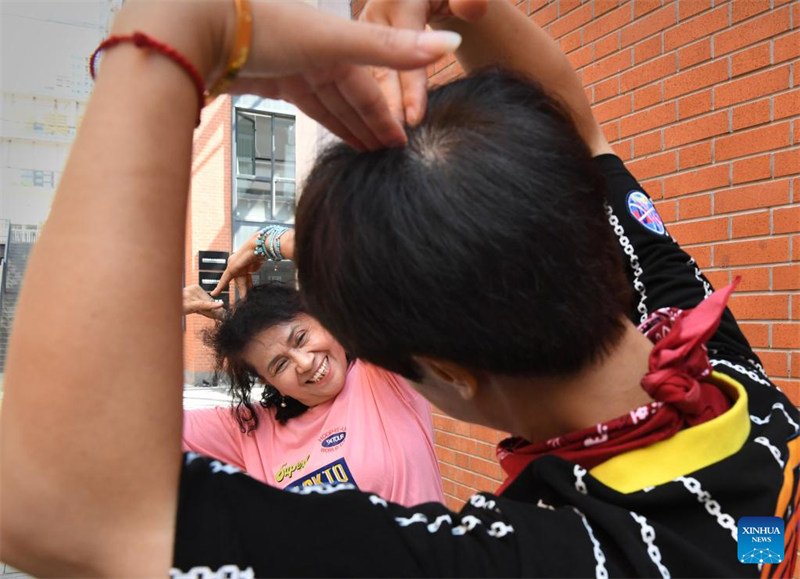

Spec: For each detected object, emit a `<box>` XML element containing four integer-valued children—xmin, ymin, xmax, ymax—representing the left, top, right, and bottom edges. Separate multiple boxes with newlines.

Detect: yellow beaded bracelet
<box><xmin>205</xmin><ymin>0</ymin><xmax>253</xmax><ymax>103</ymax></box>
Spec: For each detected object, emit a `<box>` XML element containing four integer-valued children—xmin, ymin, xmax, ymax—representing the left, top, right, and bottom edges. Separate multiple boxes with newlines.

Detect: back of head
<box><xmin>296</xmin><ymin>69</ymin><xmax>630</xmax><ymax>381</ymax></box>
<box><xmin>207</xmin><ymin>282</ymin><xmax>308</xmax><ymax>430</ymax></box>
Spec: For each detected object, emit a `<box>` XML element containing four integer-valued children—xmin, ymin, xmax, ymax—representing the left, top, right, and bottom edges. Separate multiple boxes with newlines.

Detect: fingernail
<box><xmin>417</xmin><ymin>30</ymin><xmax>462</xmax><ymax>55</ymax></box>
<box><xmin>405</xmin><ymin>106</ymin><xmax>421</xmax><ymax>125</ymax></box>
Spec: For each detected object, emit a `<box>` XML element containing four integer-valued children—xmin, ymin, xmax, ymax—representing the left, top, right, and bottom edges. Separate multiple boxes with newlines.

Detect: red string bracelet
<box><xmin>89</xmin><ymin>32</ymin><xmax>204</xmax><ymax>127</ymax></box>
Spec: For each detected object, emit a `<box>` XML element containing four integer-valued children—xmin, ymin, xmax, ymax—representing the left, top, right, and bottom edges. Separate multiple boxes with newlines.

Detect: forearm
<box><xmin>435</xmin><ymin>1</ymin><xmax>609</xmax><ymax>154</ymax></box>
<box><xmin>0</xmin><ymin>7</ymin><xmax>216</xmax><ymax>573</ymax></box>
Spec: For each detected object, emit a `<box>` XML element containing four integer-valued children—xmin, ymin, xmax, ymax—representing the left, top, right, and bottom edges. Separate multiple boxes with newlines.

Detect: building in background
<box><xmin>183</xmin><ymin>0</ymin><xmax>348</xmax><ymax>385</ymax></box>
<box><xmin>0</xmin><ymin>0</ymin><xmax>122</xmax><ymax>374</ymax></box>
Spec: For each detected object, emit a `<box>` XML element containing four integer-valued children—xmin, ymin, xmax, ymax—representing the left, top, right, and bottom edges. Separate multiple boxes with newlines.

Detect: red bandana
<box><xmin>496</xmin><ymin>281</ymin><xmax>738</xmax><ymax>494</ymax></box>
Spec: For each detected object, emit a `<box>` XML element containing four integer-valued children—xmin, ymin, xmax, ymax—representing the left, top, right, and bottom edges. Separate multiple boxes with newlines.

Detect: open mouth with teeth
<box><xmin>307</xmin><ymin>356</ymin><xmax>329</xmax><ymax>384</ymax></box>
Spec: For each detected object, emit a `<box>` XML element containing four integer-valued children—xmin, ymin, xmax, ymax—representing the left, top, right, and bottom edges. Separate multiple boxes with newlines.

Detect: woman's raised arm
<box><xmin>0</xmin><ymin>2</ymin><xmax>459</xmax><ymax>575</ymax></box>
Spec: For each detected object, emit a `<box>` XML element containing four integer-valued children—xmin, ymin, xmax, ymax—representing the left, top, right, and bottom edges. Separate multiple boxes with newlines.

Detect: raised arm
<box><xmin>0</xmin><ymin>1</ymin><xmax>459</xmax><ymax>573</ymax></box>
<box><xmin>211</xmin><ymin>227</ymin><xmax>295</xmax><ymax>299</ymax></box>
<box><xmin>362</xmin><ymin>0</ymin><xmax>611</xmax><ymax>156</ymax></box>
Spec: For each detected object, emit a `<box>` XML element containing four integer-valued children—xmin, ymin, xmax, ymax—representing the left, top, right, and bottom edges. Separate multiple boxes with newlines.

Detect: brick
<box><xmin>594</xmin><ymin>95</ymin><xmax>631</xmax><ymax>125</ymax></box>
<box><xmin>732</xmin><ymin>155</ymin><xmax>771</xmax><ymax>185</ymax></box>
<box><xmin>621</xmin><ymin>5</ymin><xmax>676</xmax><ymax>49</ymax></box>
<box><xmin>739</xmin><ymin>322</ymin><xmax>770</xmax><ymax>347</ymax></box>
<box><xmin>594</xmin><ymin>77</ymin><xmax>620</xmax><ymax>102</ymax></box>
<box><xmin>688</xmin><ymin>244</ymin><xmax>711</xmax><ymax>268</ymax></box>
<box><xmin>774</xmin><ymin>90</ymin><xmax>800</xmax><ymax>121</ymax></box>
<box><xmin>716</xmin><ymin>122</ymin><xmax>792</xmax><ymax>162</ymax></box>
<box><xmin>731</xmin><ymin>211</ymin><xmax>770</xmax><ymax>237</ymax></box>
<box><xmin>714</xmin><ymin>66</ymin><xmax>791</xmax><ymax>108</ymax></box>
<box><xmin>704</xmin><ymin>269</ymin><xmax>730</xmax><ymax>289</ymax></box>
<box><xmin>640</xmin><ymin>177</ymin><xmax>664</xmax><ymax>200</ymax></box>
<box><xmin>773</xmin><ymin>380</ymin><xmax>800</xmax><ymax>406</ymax></box>
<box><xmin>634</xmin><ymin>84</ymin><xmax>662</xmax><ymax>111</ymax></box>
<box><xmin>773</xmin><ymin>324</ymin><xmax>800</xmax><ymax>349</ymax></box>
<box><xmin>679</xmin><ymin>194</ymin><xmax>712</xmax><ymax>219</ymax></box>
<box><xmin>595</xmin><ymin>32</ymin><xmax>621</xmax><ymax>60</ymax></box>
<box><xmin>567</xmin><ymin>44</ymin><xmax>593</xmax><ymax>71</ymax></box>
<box><xmin>716</xmin><ymin>180</ymin><xmax>792</xmax><ymax>214</ymax></box>
<box><xmin>678</xmin><ymin>0</ymin><xmax>712</xmax><ymax>21</ymax></box>
<box><xmin>634</xmin><ymin>130</ymin><xmax>662</xmax><ymax>155</ymax></box>
<box><xmin>773</xmin><ymin>206</ymin><xmax>800</xmax><ymax>234</ymax></box>
<box><xmin>678</xmin><ymin>38</ymin><xmax>712</xmax><ymax>69</ymax></box>
<box><xmin>654</xmin><ymin>199</ymin><xmax>677</xmax><ymax>223</ymax></box>
<box><xmin>633</xmin><ymin>35</ymin><xmax>663</xmax><ymax>65</ymax></box>
<box><xmin>615</xmin><ymin>139</ymin><xmax>634</xmax><ymax>161</ymax></box>
<box><xmin>731</xmin><ymin>99</ymin><xmax>771</xmax><ymax>132</ymax></box>
<box><xmin>714</xmin><ymin>238</ymin><xmax>790</xmax><ymax>267</ymax></box>
<box><xmin>728</xmin><ymin>294</ymin><xmax>789</xmax><ymax>319</ymax></box>
<box><xmin>468</xmin><ymin>424</ymin><xmax>505</xmax><ymax>443</ymax></box>
<box><xmin>550</xmin><ymin>3</ymin><xmax>593</xmax><ymax>39</ymax></box>
<box><xmin>665</xmin><ymin>5</ymin><xmax>729</xmax><ymax>51</ymax></box>
<box><xmin>627</xmin><ymin>151</ymin><xmax>677</xmax><ymax>179</ymax></box>
<box><xmin>532</xmin><ymin>1</ymin><xmax>558</xmax><ymax>27</ymax></box>
<box><xmin>774</xmin><ymin>150</ymin><xmax>800</xmax><ymax>178</ymax></box>
<box><xmin>669</xmin><ymin>216</ymin><xmax>729</xmax><ymax>244</ymax></box>
<box><xmin>469</xmin><ymin>456</ymin><xmax>504</xmax><ymax>479</ymax></box>
<box><xmin>755</xmin><ymin>350</ymin><xmax>789</xmax><ymax>378</ymax></box>
<box><xmin>620</xmin><ymin>54</ymin><xmax>677</xmax><ymax>92</ymax></box>
<box><xmin>731</xmin><ymin>42</ymin><xmax>772</xmax><ymax>78</ymax></box>
<box><xmin>792</xmin><ymin>354</ymin><xmax>800</xmax><ymax>379</ymax></box>
<box><xmin>663</xmin><ymin>60</ymin><xmax>729</xmax><ymax>100</ymax></box>
<box><xmin>714</xmin><ymin>7</ymin><xmax>792</xmax><ymax>56</ymax></box>
<box><xmin>678</xmin><ymin>142</ymin><xmax>712</xmax><ymax>170</ymax></box>
<box><xmin>560</xmin><ymin>30</ymin><xmax>583</xmax><ymax>55</ymax></box>
<box><xmin>584</xmin><ymin>5</ymin><xmax>632</xmax><ymax>44</ymax></box>
<box><xmin>678</xmin><ymin>89</ymin><xmax>712</xmax><ymax>120</ymax></box>
<box><xmin>583</xmin><ymin>49</ymin><xmax>634</xmax><ymax>85</ymax></box>
<box><xmin>794</xmin><ymin>235</ymin><xmax>800</xmax><ymax>262</ymax></box>
<box><xmin>663</xmin><ymin>164</ymin><xmax>729</xmax><ymax>198</ymax></box>
<box><xmin>732</xmin><ymin>0</ymin><xmax>770</xmax><ymax>24</ymax></box>
<box><xmin>602</xmin><ymin>120</ymin><xmax>619</xmax><ymax>143</ymax></box>
<box><xmin>634</xmin><ymin>0</ymin><xmax>662</xmax><ymax>19</ymax></box>
<box><xmin>774</xmin><ymin>31</ymin><xmax>800</xmax><ymax>64</ymax></box>
<box><xmin>774</xmin><ymin>265</ymin><xmax>800</xmax><ymax>290</ymax></box>
<box><xmin>731</xmin><ymin>266</ymin><xmax>770</xmax><ymax>291</ymax></box>
<box><xmin>664</xmin><ymin>111</ymin><xmax>728</xmax><ymax>148</ymax></box>
<box><xmin>620</xmin><ymin>102</ymin><xmax>676</xmax><ymax>138</ymax></box>
<box><xmin>558</xmin><ymin>0</ymin><xmax>580</xmax><ymax>14</ymax></box>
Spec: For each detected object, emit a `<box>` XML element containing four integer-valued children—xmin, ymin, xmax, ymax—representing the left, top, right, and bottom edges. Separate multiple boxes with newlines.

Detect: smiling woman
<box><xmin>182</xmin><ymin>282</ymin><xmax>445</xmax><ymax>506</ymax></box>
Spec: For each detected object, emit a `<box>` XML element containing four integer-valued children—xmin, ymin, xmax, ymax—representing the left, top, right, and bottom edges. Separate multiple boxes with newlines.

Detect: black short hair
<box><xmin>295</xmin><ymin>68</ymin><xmax>631</xmax><ymax>382</ymax></box>
<box><xmin>206</xmin><ymin>282</ymin><xmax>309</xmax><ymax>431</ymax></box>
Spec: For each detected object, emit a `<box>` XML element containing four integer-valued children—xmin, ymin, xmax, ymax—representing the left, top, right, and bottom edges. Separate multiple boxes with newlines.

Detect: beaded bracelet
<box><xmin>205</xmin><ymin>0</ymin><xmax>253</xmax><ymax>103</ymax></box>
<box><xmin>254</xmin><ymin>225</ymin><xmax>290</xmax><ymax>261</ymax></box>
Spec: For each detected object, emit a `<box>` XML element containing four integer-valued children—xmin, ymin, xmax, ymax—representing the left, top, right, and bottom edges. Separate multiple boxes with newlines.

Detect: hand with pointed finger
<box><xmin>358</xmin><ymin>0</ymin><xmax>488</xmax><ymax>127</ymax></box>
<box><xmin>183</xmin><ymin>284</ymin><xmax>226</xmax><ymax>320</ymax></box>
<box><xmin>113</xmin><ymin>0</ymin><xmax>463</xmax><ymax>151</ymax></box>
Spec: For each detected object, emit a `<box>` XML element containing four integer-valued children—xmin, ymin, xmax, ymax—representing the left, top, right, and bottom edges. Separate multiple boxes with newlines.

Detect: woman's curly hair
<box><xmin>205</xmin><ymin>282</ymin><xmax>310</xmax><ymax>432</ymax></box>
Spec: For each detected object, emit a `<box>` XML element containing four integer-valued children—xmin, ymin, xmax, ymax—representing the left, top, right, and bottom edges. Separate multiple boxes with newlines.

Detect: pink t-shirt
<box><xmin>182</xmin><ymin>360</ymin><xmax>444</xmax><ymax>506</ymax></box>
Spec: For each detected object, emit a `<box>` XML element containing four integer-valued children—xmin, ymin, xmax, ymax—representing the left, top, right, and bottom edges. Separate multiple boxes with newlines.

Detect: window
<box><xmin>233</xmin><ymin>107</ymin><xmax>297</xmax><ymax>285</ymax></box>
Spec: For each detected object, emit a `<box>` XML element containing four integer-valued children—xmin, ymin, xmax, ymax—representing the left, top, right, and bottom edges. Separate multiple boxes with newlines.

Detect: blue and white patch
<box><xmin>627</xmin><ymin>190</ymin><xmax>666</xmax><ymax>235</ymax></box>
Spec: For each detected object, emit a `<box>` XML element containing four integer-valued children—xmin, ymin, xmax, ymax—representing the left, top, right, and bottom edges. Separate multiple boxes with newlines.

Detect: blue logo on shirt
<box><xmin>627</xmin><ymin>190</ymin><xmax>666</xmax><ymax>235</ymax></box>
<box><xmin>284</xmin><ymin>457</ymin><xmax>358</xmax><ymax>491</ymax></box>
<box><xmin>321</xmin><ymin>431</ymin><xmax>346</xmax><ymax>448</ymax></box>
<box><xmin>738</xmin><ymin>516</ymin><xmax>784</xmax><ymax>564</ymax></box>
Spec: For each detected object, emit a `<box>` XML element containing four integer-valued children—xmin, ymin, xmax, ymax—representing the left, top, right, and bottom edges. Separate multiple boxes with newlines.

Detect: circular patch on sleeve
<box><xmin>626</xmin><ymin>190</ymin><xmax>666</xmax><ymax>235</ymax></box>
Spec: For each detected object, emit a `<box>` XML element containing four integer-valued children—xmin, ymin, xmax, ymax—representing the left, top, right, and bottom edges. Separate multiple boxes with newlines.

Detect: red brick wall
<box><xmin>184</xmin><ymin>96</ymin><xmax>233</xmax><ymax>382</ymax></box>
<box><xmin>356</xmin><ymin>0</ymin><xmax>799</xmax><ymax>510</ymax></box>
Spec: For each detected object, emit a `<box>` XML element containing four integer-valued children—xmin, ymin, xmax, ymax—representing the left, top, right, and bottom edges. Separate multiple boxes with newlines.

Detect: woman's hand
<box><xmin>358</xmin><ymin>0</ymin><xmax>487</xmax><ymax>126</ymax></box>
<box><xmin>183</xmin><ymin>284</ymin><xmax>225</xmax><ymax>319</ymax></box>
<box><xmin>114</xmin><ymin>0</ymin><xmax>463</xmax><ymax>150</ymax></box>
<box><xmin>211</xmin><ymin>229</ymin><xmax>295</xmax><ymax>300</ymax></box>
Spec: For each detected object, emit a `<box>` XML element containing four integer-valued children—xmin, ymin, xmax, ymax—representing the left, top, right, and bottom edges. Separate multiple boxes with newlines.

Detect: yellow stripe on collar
<box><xmin>589</xmin><ymin>371</ymin><xmax>749</xmax><ymax>494</ymax></box>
